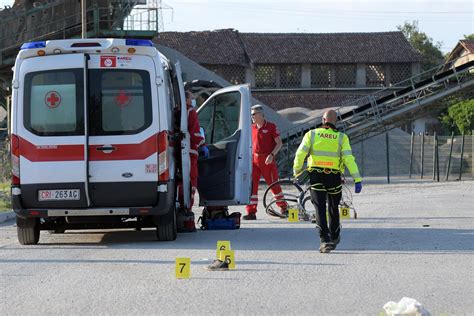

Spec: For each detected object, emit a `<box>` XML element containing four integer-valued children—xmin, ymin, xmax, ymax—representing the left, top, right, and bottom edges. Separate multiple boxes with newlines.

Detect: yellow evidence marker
<box><xmin>288</xmin><ymin>208</ymin><xmax>299</xmax><ymax>222</ymax></box>
<box><xmin>216</xmin><ymin>240</ymin><xmax>231</xmax><ymax>258</ymax></box>
<box><xmin>219</xmin><ymin>250</ymin><xmax>236</xmax><ymax>269</ymax></box>
<box><xmin>340</xmin><ymin>206</ymin><xmax>351</xmax><ymax>220</ymax></box>
<box><xmin>175</xmin><ymin>258</ymin><xmax>191</xmax><ymax>279</ymax></box>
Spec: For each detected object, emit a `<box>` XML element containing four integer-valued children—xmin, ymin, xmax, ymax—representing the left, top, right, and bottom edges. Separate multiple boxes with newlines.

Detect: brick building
<box><xmin>156</xmin><ymin>29</ymin><xmax>422</xmax><ymax>111</ymax></box>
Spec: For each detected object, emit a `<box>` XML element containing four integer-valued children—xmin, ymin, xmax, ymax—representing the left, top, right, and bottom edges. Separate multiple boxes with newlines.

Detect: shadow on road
<box><xmin>3</xmin><ymin>225</ymin><xmax>473</xmax><ymax>253</ymax></box>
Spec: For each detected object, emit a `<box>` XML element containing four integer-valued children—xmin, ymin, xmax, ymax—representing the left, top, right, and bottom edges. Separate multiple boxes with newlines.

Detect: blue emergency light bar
<box><xmin>125</xmin><ymin>39</ymin><xmax>153</xmax><ymax>47</ymax></box>
<box><xmin>21</xmin><ymin>41</ymin><xmax>46</xmax><ymax>50</ymax></box>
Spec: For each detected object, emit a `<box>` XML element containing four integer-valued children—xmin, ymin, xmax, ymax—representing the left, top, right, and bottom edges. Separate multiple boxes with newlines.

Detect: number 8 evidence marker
<box><xmin>175</xmin><ymin>258</ymin><xmax>191</xmax><ymax>279</ymax></box>
<box><xmin>216</xmin><ymin>240</ymin><xmax>231</xmax><ymax>258</ymax></box>
<box><xmin>288</xmin><ymin>209</ymin><xmax>299</xmax><ymax>222</ymax></box>
<box><xmin>340</xmin><ymin>206</ymin><xmax>351</xmax><ymax>220</ymax></box>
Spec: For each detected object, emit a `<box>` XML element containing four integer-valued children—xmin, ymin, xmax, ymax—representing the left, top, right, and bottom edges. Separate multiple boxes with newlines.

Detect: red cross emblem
<box><xmin>115</xmin><ymin>89</ymin><xmax>131</xmax><ymax>108</ymax></box>
<box><xmin>45</xmin><ymin>91</ymin><xmax>61</xmax><ymax>108</ymax></box>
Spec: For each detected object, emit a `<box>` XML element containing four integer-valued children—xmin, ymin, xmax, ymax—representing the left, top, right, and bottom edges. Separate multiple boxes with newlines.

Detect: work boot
<box><xmin>327</xmin><ymin>236</ymin><xmax>340</xmax><ymax>251</ymax></box>
<box><xmin>206</xmin><ymin>259</ymin><xmax>229</xmax><ymax>271</ymax></box>
<box><xmin>319</xmin><ymin>242</ymin><xmax>332</xmax><ymax>253</ymax></box>
<box><xmin>319</xmin><ymin>237</ymin><xmax>332</xmax><ymax>253</ymax></box>
<box><xmin>243</xmin><ymin>213</ymin><xmax>256</xmax><ymax>220</ymax></box>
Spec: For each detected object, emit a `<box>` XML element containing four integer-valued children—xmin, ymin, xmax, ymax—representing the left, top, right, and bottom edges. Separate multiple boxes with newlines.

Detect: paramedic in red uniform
<box><xmin>244</xmin><ymin>105</ymin><xmax>288</xmax><ymax>220</ymax></box>
<box><xmin>186</xmin><ymin>91</ymin><xmax>207</xmax><ymax>209</ymax></box>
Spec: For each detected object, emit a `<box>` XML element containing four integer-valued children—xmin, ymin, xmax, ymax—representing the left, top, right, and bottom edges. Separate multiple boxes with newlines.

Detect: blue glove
<box><xmin>355</xmin><ymin>182</ymin><xmax>362</xmax><ymax>193</ymax></box>
<box><xmin>200</xmin><ymin>146</ymin><xmax>210</xmax><ymax>158</ymax></box>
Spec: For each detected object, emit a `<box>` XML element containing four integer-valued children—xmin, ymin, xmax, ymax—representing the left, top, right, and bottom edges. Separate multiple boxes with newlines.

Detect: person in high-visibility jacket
<box><xmin>293</xmin><ymin>110</ymin><xmax>362</xmax><ymax>253</ymax></box>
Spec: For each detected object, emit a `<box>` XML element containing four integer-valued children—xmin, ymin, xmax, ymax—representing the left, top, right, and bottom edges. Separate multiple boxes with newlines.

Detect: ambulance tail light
<box><xmin>157</xmin><ymin>131</ymin><xmax>169</xmax><ymax>182</ymax></box>
<box><xmin>11</xmin><ymin>134</ymin><xmax>20</xmax><ymax>186</ymax></box>
<box><xmin>70</xmin><ymin>42</ymin><xmax>102</xmax><ymax>48</ymax></box>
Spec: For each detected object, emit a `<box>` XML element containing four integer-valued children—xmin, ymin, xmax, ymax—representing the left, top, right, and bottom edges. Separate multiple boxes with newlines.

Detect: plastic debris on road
<box><xmin>383</xmin><ymin>297</ymin><xmax>430</xmax><ymax>316</ymax></box>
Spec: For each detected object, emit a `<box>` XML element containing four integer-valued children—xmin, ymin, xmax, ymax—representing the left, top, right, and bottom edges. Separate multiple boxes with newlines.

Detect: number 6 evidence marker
<box><xmin>216</xmin><ymin>240</ymin><xmax>231</xmax><ymax>258</ymax></box>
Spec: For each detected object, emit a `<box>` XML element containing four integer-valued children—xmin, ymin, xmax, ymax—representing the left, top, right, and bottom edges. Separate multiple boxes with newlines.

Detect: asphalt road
<box><xmin>1</xmin><ymin>180</ymin><xmax>473</xmax><ymax>315</ymax></box>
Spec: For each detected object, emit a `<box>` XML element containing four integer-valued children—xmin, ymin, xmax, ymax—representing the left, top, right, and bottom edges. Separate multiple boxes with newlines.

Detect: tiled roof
<box><xmin>156</xmin><ymin>30</ymin><xmax>422</xmax><ymax>65</ymax></box>
<box><xmin>156</xmin><ymin>29</ymin><xmax>248</xmax><ymax>66</ymax></box>
<box><xmin>445</xmin><ymin>39</ymin><xmax>474</xmax><ymax>64</ymax></box>
<box><xmin>460</xmin><ymin>39</ymin><xmax>474</xmax><ymax>53</ymax></box>
<box><xmin>241</xmin><ymin>32</ymin><xmax>422</xmax><ymax>64</ymax></box>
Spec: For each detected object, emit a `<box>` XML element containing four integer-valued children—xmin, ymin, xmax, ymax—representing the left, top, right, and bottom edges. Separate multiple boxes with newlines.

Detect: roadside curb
<box><xmin>0</xmin><ymin>211</ymin><xmax>15</xmax><ymax>223</ymax></box>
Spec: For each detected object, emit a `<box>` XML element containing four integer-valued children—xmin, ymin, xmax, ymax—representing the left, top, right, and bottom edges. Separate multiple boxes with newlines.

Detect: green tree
<box><xmin>464</xmin><ymin>34</ymin><xmax>474</xmax><ymax>40</ymax></box>
<box><xmin>439</xmin><ymin>99</ymin><xmax>474</xmax><ymax>135</ymax></box>
<box><xmin>397</xmin><ymin>21</ymin><xmax>444</xmax><ymax>71</ymax></box>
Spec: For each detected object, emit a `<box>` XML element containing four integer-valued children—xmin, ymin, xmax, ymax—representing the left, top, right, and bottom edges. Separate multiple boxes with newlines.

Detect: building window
<box><xmin>280</xmin><ymin>65</ymin><xmax>301</xmax><ymax>88</ymax></box>
<box><xmin>311</xmin><ymin>64</ymin><xmax>332</xmax><ymax>88</ymax></box>
<box><xmin>335</xmin><ymin>64</ymin><xmax>356</xmax><ymax>87</ymax></box>
<box><xmin>390</xmin><ymin>63</ymin><xmax>411</xmax><ymax>85</ymax></box>
<box><xmin>366</xmin><ymin>64</ymin><xmax>385</xmax><ymax>87</ymax></box>
<box><xmin>203</xmin><ymin>64</ymin><xmax>246</xmax><ymax>85</ymax></box>
<box><xmin>254</xmin><ymin>64</ymin><xmax>277</xmax><ymax>88</ymax></box>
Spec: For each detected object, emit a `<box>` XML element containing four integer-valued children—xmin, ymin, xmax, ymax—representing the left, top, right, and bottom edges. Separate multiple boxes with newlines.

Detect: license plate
<box><xmin>38</xmin><ymin>189</ymin><xmax>80</xmax><ymax>201</ymax></box>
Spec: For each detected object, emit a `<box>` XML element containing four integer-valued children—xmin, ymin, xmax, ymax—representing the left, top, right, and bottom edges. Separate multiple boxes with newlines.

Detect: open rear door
<box><xmin>197</xmin><ymin>85</ymin><xmax>252</xmax><ymax>206</ymax></box>
<box><xmin>173</xmin><ymin>62</ymin><xmax>191</xmax><ymax>209</ymax></box>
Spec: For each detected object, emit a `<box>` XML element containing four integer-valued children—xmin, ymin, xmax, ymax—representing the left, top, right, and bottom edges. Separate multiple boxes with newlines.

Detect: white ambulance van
<box><xmin>10</xmin><ymin>38</ymin><xmax>252</xmax><ymax>244</ymax></box>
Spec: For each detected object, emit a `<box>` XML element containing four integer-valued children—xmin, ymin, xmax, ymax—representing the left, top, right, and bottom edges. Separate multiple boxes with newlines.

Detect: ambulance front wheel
<box><xmin>17</xmin><ymin>217</ymin><xmax>40</xmax><ymax>245</ymax></box>
<box><xmin>155</xmin><ymin>208</ymin><xmax>177</xmax><ymax>241</ymax></box>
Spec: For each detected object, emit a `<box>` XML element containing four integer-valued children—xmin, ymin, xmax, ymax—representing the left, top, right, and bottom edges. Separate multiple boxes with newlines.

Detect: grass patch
<box><xmin>0</xmin><ymin>181</ymin><xmax>11</xmax><ymax>211</ymax></box>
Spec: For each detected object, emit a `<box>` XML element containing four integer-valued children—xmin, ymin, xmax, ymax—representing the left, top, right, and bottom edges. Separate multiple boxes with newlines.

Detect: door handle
<box><xmin>96</xmin><ymin>146</ymin><xmax>117</xmax><ymax>152</ymax></box>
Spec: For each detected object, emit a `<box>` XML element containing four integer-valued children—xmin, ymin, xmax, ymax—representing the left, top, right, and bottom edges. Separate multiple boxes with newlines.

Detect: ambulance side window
<box><xmin>24</xmin><ymin>69</ymin><xmax>84</xmax><ymax>136</ymax></box>
<box><xmin>198</xmin><ymin>92</ymin><xmax>241</xmax><ymax>144</ymax></box>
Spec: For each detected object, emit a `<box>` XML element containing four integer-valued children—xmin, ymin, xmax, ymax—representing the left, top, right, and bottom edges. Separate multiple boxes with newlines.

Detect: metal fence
<box><xmin>353</xmin><ymin>133</ymin><xmax>473</xmax><ymax>182</ymax></box>
<box><xmin>280</xmin><ymin>132</ymin><xmax>473</xmax><ymax>182</ymax></box>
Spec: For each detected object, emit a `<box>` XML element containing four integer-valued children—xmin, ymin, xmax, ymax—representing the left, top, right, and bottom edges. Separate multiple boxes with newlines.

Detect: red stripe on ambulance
<box><xmin>18</xmin><ymin>134</ymin><xmax>168</xmax><ymax>162</ymax></box>
<box><xmin>19</xmin><ymin>137</ymin><xmax>84</xmax><ymax>161</ymax></box>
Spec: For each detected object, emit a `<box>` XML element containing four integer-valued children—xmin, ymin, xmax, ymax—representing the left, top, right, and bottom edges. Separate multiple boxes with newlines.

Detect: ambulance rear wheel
<box><xmin>17</xmin><ymin>217</ymin><xmax>40</xmax><ymax>245</ymax></box>
<box><xmin>156</xmin><ymin>209</ymin><xmax>177</xmax><ymax>241</ymax></box>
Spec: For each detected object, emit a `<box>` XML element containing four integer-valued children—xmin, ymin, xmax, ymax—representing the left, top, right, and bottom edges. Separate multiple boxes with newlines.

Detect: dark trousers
<box><xmin>308</xmin><ymin>170</ymin><xmax>342</xmax><ymax>242</ymax></box>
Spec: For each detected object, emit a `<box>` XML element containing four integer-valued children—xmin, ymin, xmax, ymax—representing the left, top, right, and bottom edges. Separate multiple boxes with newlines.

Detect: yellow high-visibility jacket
<box><xmin>293</xmin><ymin>126</ymin><xmax>362</xmax><ymax>183</ymax></box>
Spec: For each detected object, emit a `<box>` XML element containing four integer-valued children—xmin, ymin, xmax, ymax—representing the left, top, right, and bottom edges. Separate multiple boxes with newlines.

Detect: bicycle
<box><xmin>262</xmin><ymin>169</ymin><xmax>358</xmax><ymax>222</ymax></box>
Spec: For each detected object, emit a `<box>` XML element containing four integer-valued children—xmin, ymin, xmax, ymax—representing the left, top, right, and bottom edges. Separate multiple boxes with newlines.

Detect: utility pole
<box><xmin>82</xmin><ymin>0</ymin><xmax>87</xmax><ymax>38</ymax></box>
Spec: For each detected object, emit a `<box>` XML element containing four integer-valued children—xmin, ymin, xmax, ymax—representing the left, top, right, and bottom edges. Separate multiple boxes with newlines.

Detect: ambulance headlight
<box><xmin>21</xmin><ymin>41</ymin><xmax>46</xmax><ymax>50</ymax></box>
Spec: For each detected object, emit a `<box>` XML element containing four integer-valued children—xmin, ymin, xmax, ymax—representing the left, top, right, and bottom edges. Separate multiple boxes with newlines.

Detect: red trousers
<box><xmin>178</xmin><ymin>154</ymin><xmax>198</xmax><ymax>211</ymax></box>
<box><xmin>246</xmin><ymin>154</ymin><xmax>287</xmax><ymax>214</ymax></box>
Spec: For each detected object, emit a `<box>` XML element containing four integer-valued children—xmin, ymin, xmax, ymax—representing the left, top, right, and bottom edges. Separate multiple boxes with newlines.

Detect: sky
<box><xmin>2</xmin><ymin>0</ymin><xmax>472</xmax><ymax>53</ymax></box>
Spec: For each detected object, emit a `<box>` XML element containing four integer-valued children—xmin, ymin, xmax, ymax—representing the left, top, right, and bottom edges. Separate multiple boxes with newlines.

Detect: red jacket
<box><xmin>187</xmin><ymin>104</ymin><xmax>204</xmax><ymax>157</ymax></box>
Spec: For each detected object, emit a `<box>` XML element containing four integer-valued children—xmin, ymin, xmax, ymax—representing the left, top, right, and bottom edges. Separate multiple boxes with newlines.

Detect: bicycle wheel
<box><xmin>262</xmin><ymin>179</ymin><xmax>304</xmax><ymax>218</ymax></box>
<box><xmin>301</xmin><ymin>195</ymin><xmax>317</xmax><ymax>222</ymax></box>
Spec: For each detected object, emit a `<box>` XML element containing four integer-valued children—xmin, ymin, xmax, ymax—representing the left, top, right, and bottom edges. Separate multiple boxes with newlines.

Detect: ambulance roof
<box><xmin>16</xmin><ymin>38</ymin><xmax>159</xmax><ymax>61</ymax></box>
